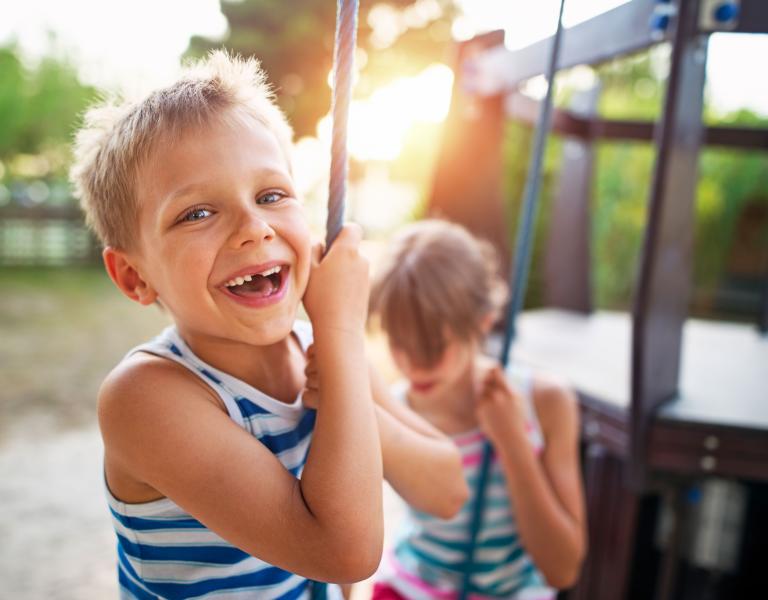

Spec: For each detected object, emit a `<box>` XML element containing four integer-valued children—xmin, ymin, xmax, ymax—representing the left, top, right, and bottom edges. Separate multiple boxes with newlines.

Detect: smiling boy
<box><xmin>71</xmin><ymin>51</ymin><xmax>466</xmax><ymax>599</ymax></box>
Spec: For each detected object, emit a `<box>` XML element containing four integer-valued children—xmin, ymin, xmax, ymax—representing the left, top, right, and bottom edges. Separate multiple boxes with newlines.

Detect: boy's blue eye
<box><xmin>257</xmin><ymin>191</ymin><xmax>286</xmax><ymax>205</ymax></box>
<box><xmin>181</xmin><ymin>207</ymin><xmax>212</xmax><ymax>222</ymax></box>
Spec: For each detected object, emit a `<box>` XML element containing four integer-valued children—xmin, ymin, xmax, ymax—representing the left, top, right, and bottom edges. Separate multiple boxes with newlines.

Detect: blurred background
<box><xmin>0</xmin><ymin>0</ymin><xmax>766</xmax><ymax>598</ymax></box>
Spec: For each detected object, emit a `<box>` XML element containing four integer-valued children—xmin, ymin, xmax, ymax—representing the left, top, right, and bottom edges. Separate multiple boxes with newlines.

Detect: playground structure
<box><xmin>428</xmin><ymin>1</ymin><xmax>768</xmax><ymax>598</ymax></box>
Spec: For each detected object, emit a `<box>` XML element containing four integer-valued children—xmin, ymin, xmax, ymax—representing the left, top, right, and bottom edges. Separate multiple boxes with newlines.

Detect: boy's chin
<box><xmin>241</xmin><ymin>313</ymin><xmax>299</xmax><ymax>346</ymax></box>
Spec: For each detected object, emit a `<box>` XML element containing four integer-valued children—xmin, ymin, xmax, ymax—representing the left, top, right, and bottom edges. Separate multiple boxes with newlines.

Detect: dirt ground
<box><xmin>0</xmin><ymin>266</ymin><xmax>404</xmax><ymax>599</ymax></box>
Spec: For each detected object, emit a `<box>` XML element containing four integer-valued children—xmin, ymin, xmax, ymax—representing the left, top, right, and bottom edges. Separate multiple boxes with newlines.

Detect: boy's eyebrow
<box><xmin>165</xmin><ymin>168</ymin><xmax>292</xmax><ymax>204</ymax></box>
<box><xmin>166</xmin><ymin>183</ymin><xmax>207</xmax><ymax>203</ymax></box>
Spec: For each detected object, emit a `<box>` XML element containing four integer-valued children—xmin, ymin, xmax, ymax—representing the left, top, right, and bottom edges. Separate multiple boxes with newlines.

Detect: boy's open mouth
<box><xmin>223</xmin><ymin>265</ymin><xmax>287</xmax><ymax>298</ymax></box>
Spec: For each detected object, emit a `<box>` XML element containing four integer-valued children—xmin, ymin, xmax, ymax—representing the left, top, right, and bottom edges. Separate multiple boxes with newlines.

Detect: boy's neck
<box><xmin>178</xmin><ymin>327</ymin><xmax>306</xmax><ymax>404</ymax></box>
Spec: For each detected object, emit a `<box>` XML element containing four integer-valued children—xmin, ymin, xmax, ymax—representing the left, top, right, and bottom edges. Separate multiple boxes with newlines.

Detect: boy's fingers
<box><xmin>339</xmin><ymin>222</ymin><xmax>363</xmax><ymax>244</ymax></box>
<box><xmin>328</xmin><ymin>223</ymin><xmax>363</xmax><ymax>251</ymax></box>
<box><xmin>302</xmin><ymin>389</ymin><xmax>319</xmax><ymax>409</ymax></box>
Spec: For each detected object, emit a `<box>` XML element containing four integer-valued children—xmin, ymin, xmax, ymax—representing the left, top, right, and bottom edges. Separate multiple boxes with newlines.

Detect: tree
<box><xmin>0</xmin><ymin>42</ymin><xmax>97</xmax><ymax>181</ymax></box>
<box><xmin>187</xmin><ymin>0</ymin><xmax>458</xmax><ymax>137</ymax></box>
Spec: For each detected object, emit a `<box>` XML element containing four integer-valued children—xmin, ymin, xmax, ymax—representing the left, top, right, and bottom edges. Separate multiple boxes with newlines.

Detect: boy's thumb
<box><xmin>334</xmin><ymin>222</ymin><xmax>363</xmax><ymax>247</ymax></box>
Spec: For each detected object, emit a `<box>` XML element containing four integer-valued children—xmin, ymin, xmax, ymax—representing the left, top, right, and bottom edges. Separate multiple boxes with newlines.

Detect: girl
<box><xmin>368</xmin><ymin>220</ymin><xmax>586</xmax><ymax>599</ymax></box>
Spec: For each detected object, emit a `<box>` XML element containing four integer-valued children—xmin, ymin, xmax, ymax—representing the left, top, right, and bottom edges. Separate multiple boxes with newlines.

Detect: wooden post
<box><xmin>630</xmin><ymin>0</ymin><xmax>708</xmax><ymax>487</ymax></box>
<box><xmin>569</xmin><ymin>444</ymin><xmax>639</xmax><ymax>600</ymax></box>
<box><xmin>427</xmin><ymin>31</ymin><xmax>510</xmax><ymax>274</ymax></box>
<box><xmin>544</xmin><ymin>86</ymin><xmax>599</xmax><ymax>313</ymax></box>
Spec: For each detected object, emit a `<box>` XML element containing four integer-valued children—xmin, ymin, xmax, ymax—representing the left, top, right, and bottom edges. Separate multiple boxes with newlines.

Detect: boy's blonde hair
<box><xmin>70</xmin><ymin>50</ymin><xmax>294</xmax><ymax>250</ymax></box>
<box><xmin>370</xmin><ymin>219</ymin><xmax>508</xmax><ymax>367</ymax></box>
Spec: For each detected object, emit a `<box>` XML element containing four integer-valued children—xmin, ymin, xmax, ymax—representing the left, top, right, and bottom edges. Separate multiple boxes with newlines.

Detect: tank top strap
<box><xmin>125</xmin><ymin>326</ymin><xmax>248</xmax><ymax>428</ymax></box>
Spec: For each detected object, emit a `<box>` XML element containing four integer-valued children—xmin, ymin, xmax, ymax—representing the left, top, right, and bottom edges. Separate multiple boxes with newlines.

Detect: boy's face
<box><xmin>125</xmin><ymin>112</ymin><xmax>311</xmax><ymax>349</ymax></box>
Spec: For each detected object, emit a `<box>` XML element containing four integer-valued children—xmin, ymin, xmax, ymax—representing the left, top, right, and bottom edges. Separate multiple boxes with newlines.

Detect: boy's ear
<box><xmin>102</xmin><ymin>247</ymin><xmax>158</xmax><ymax>306</ymax></box>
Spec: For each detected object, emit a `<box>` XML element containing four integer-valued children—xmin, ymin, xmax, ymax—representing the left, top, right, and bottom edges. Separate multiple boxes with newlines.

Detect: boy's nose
<box><xmin>228</xmin><ymin>210</ymin><xmax>276</xmax><ymax>248</ymax></box>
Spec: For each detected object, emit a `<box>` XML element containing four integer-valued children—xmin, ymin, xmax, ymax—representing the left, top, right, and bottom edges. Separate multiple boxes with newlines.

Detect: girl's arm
<box><xmin>476</xmin><ymin>366</ymin><xmax>586</xmax><ymax>589</ymax></box>
<box><xmin>369</xmin><ymin>364</ymin><xmax>468</xmax><ymax>518</ymax></box>
<box><xmin>304</xmin><ymin>351</ymin><xmax>468</xmax><ymax>518</ymax></box>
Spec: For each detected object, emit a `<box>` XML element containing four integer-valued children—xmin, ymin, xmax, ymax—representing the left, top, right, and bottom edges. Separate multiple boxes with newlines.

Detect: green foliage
<box><xmin>503</xmin><ymin>46</ymin><xmax>767</xmax><ymax>313</ymax></box>
<box><xmin>592</xmin><ymin>142</ymin><xmax>654</xmax><ymax>308</ymax></box>
<box><xmin>502</xmin><ymin>120</ymin><xmax>562</xmax><ymax>308</ymax></box>
<box><xmin>0</xmin><ymin>47</ymin><xmax>26</xmax><ymax>155</ymax></box>
<box><xmin>595</xmin><ymin>49</ymin><xmax>768</xmax><ymax>310</ymax></box>
<box><xmin>0</xmin><ymin>42</ymin><xmax>97</xmax><ymax>184</ymax></box>
<box><xmin>187</xmin><ymin>0</ymin><xmax>457</xmax><ymax>138</ymax></box>
<box><xmin>695</xmin><ymin>143</ymin><xmax>768</xmax><ymax>294</ymax></box>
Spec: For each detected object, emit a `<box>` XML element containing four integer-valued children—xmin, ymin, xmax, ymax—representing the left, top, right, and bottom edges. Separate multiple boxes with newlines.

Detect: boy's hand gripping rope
<box><xmin>458</xmin><ymin>1</ymin><xmax>566</xmax><ymax>598</ymax></box>
<box><xmin>312</xmin><ymin>1</ymin><xmax>358</xmax><ymax>598</ymax></box>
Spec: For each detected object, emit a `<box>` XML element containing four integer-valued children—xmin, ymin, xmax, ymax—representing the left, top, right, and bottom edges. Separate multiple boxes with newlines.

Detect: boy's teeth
<box><xmin>225</xmin><ymin>266</ymin><xmax>282</xmax><ymax>288</ymax></box>
<box><xmin>259</xmin><ymin>266</ymin><xmax>281</xmax><ymax>277</ymax></box>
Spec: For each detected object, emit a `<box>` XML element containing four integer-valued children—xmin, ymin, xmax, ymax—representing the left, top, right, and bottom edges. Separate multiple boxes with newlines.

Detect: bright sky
<box><xmin>0</xmin><ymin>0</ymin><xmax>227</xmax><ymax>95</ymax></box>
<box><xmin>0</xmin><ymin>0</ymin><xmax>765</xmax><ymax>114</ymax></box>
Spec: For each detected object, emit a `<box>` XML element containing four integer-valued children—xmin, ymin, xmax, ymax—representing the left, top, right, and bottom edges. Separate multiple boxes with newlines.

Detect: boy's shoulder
<box><xmin>99</xmin><ymin>350</ymin><xmax>223</xmax><ymax>431</ymax></box>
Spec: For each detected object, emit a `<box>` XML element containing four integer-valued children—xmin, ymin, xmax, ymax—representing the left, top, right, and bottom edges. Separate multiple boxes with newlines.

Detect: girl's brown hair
<box><xmin>370</xmin><ymin>220</ymin><xmax>507</xmax><ymax>367</ymax></box>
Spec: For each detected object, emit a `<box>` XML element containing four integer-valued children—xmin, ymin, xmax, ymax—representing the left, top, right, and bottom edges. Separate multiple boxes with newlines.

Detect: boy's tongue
<box><xmin>234</xmin><ymin>274</ymin><xmax>277</xmax><ymax>297</ymax></box>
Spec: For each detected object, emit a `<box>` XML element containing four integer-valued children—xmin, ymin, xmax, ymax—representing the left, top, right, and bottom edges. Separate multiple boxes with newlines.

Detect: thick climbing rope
<box><xmin>458</xmin><ymin>1</ymin><xmax>566</xmax><ymax>597</ymax></box>
<box><xmin>312</xmin><ymin>1</ymin><xmax>359</xmax><ymax>598</ymax></box>
<box><xmin>325</xmin><ymin>0</ymin><xmax>360</xmax><ymax>251</ymax></box>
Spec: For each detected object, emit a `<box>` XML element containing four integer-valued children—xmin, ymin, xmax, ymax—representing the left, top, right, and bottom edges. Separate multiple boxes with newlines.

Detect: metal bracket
<box><xmin>700</xmin><ymin>0</ymin><xmax>741</xmax><ymax>31</ymax></box>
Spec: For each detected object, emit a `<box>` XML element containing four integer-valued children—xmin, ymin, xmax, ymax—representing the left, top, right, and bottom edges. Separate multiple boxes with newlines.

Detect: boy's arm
<box><xmin>369</xmin><ymin>364</ymin><xmax>469</xmax><ymax>518</ymax></box>
<box><xmin>100</xmin><ymin>356</ymin><xmax>379</xmax><ymax>583</ymax></box>
<box><xmin>476</xmin><ymin>366</ymin><xmax>586</xmax><ymax>589</ymax></box>
<box><xmin>292</xmin><ymin>223</ymin><xmax>384</xmax><ymax>577</ymax></box>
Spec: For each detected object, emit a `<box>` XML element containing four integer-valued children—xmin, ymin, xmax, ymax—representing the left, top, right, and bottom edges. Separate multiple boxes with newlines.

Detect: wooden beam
<box><xmin>733</xmin><ymin>0</ymin><xmax>768</xmax><ymax>34</ymax></box>
<box><xmin>590</xmin><ymin>120</ymin><xmax>768</xmax><ymax>150</ymax></box>
<box><xmin>631</xmin><ymin>0</ymin><xmax>707</xmax><ymax>488</ymax></box>
<box><xmin>427</xmin><ymin>31</ymin><xmax>512</xmax><ymax>274</ymax></box>
<box><xmin>570</xmin><ymin>445</ymin><xmax>640</xmax><ymax>600</ymax></box>
<box><xmin>544</xmin><ymin>87</ymin><xmax>598</xmax><ymax>313</ymax></box>
<box><xmin>505</xmin><ymin>94</ymin><xmax>768</xmax><ymax>151</ymax></box>
<box><xmin>469</xmin><ymin>0</ymin><xmax>667</xmax><ymax>94</ymax></box>
<box><xmin>505</xmin><ymin>93</ymin><xmax>590</xmax><ymax>137</ymax></box>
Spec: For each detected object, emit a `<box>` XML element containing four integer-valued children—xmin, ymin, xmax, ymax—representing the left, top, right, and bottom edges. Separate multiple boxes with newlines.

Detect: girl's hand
<box><xmin>475</xmin><ymin>364</ymin><xmax>529</xmax><ymax>445</ymax></box>
<box><xmin>302</xmin><ymin>344</ymin><xmax>319</xmax><ymax>409</ymax></box>
<box><xmin>302</xmin><ymin>224</ymin><xmax>369</xmax><ymax>335</ymax></box>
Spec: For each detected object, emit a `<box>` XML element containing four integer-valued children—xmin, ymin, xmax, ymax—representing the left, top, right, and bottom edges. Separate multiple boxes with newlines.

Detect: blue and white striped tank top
<box><xmin>105</xmin><ymin>322</ymin><xmax>343</xmax><ymax>600</ymax></box>
<box><xmin>378</xmin><ymin>365</ymin><xmax>555</xmax><ymax>599</ymax></box>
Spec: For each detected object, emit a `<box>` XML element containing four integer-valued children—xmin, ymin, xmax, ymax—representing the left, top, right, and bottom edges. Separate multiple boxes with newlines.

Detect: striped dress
<box><xmin>106</xmin><ymin>322</ymin><xmax>342</xmax><ymax>600</ymax></box>
<box><xmin>377</xmin><ymin>367</ymin><xmax>555</xmax><ymax>600</ymax></box>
